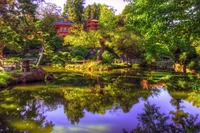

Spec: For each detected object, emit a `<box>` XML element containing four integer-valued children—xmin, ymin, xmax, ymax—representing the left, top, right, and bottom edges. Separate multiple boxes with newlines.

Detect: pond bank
<box><xmin>0</xmin><ymin>66</ymin><xmax>46</xmax><ymax>89</ymax></box>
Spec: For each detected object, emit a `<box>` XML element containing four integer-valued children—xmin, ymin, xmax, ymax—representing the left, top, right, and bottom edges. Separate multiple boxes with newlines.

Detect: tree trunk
<box><xmin>0</xmin><ymin>49</ymin><xmax>3</xmax><ymax>59</ymax></box>
<box><xmin>97</xmin><ymin>39</ymin><xmax>106</xmax><ymax>62</ymax></box>
<box><xmin>105</xmin><ymin>47</ymin><xmax>119</xmax><ymax>58</ymax></box>
<box><xmin>0</xmin><ymin>44</ymin><xmax>5</xmax><ymax>59</ymax></box>
<box><xmin>36</xmin><ymin>45</ymin><xmax>45</xmax><ymax>67</ymax></box>
<box><xmin>183</xmin><ymin>64</ymin><xmax>187</xmax><ymax>73</ymax></box>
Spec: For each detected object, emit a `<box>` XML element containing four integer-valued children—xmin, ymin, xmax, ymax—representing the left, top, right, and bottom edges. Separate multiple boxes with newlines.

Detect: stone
<box><xmin>45</xmin><ymin>73</ymin><xmax>55</xmax><ymax>82</ymax></box>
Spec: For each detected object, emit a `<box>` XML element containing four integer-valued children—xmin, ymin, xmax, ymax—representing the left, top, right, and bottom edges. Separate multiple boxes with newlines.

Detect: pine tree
<box><xmin>62</xmin><ymin>0</ymin><xmax>85</xmax><ymax>23</ymax></box>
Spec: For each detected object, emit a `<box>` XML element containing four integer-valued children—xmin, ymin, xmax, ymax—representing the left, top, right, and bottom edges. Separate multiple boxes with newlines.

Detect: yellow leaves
<box><xmin>187</xmin><ymin>92</ymin><xmax>200</xmax><ymax>107</ymax></box>
<box><xmin>27</xmin><ymin>34</ymin><xmax>34</xmax><ymax>40</ymax></box>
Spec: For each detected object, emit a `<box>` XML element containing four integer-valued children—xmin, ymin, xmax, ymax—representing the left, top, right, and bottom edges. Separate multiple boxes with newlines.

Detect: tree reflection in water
<box><xmin>0</xmin><ymin>88</ymin><xmax>57</xmax><ymax>133</ymax></box>
<box><xmin>1</xmin><ymin>68</ymin><xmax>200</xmax><ymax>133</ymax></box>
<box><xmin>123</xmin><ymin>102</ymin><xmax>200</xmax><ymax>133</ymax></box>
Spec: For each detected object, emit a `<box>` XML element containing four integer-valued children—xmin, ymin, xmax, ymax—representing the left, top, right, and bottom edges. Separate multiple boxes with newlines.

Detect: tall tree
<box><xmin>83</xmin><ymin>3</ymin><xmax>100</xmax><ymax>20</ymax></box>
<box><xmin>62</xmin><ymin>0</ymin><xmax>85</xmax><ymax>23</ymax></box>
<box><xmin>0</xmin><ymin>0</ymin><xmax>44</xmax><ymax>58</ymax></box>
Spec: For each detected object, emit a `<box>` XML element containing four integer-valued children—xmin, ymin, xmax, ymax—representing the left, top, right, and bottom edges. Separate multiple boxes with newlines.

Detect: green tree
<box><xmin>125</xmin><ymin>0</ymin><xmax>200</xmax><ymax>72</ymax></box>
<box><xmin>62</xmin><ymin>0</ymin><xmax>85</xmax><ymax>23</ymax></box>
<box><xmin>0</xmin><ymin>0</ymin><xmax>45</xmax><ymax>58</ymax></box>
<box><xmin>36</xmin><ymin>2</ymin><xmax>63</xmax><ymax>63</ymax></box>
<box><xmin>111</xmin><ymin>27</ymin><xmax>142</xmax><ymax>63</ymax></box>
<box><xmin>83</xmin><ymin>3</ymin><xmax>100</xmax><ymax>20</ymax></box>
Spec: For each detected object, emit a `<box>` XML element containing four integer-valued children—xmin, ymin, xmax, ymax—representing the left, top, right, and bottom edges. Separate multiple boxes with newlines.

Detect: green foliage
<box><xmin>0</xmin><ymin>71</ymin><xmax>21</xmax><ymax>86</ymax></box>
<box><xmin>0</xmin><ymin>72</ymin><xmax>11</xmax><ymax>85</ymax></box>
<box><xmin>125</xmin><ymin>0</ymin><xmax>200</xmax><ymax>68</ymax></box>
<box><xmin>35</xmin><ymin>3</ymin><xmax>64</xmax><ymax>63</ymax></box>
<box><xmin>192</xmin><ymin>79</ymin><xmax>200</xmax><ymax>91</ymax></box>
<box><xmin>51</xmin><ymin>51</ymin><xmax>69</xmax><ymax>66</ymax></box>
<box><xmin>188</xmin><ymin>60</ymin><xmax>196</xmax><ymax>69</ymax></box>
<box><xmin>62</xmin><ymin>0</ymin><xmax>85</xmax><ymax>23</ymax></box>
<box><xmin>64</xmin><ymin>4</ymin><xmax>121</xmax><ymax>62</ymax></box>
<box><xmin>72</xmin><ymin>55</ymin><xmax>84</xmax><ymax>61</ymax></box>
<box><xmin>0</xmin><ymin>0</ymin><xmax>53</xmax><ymax>59</ymax></box>
<box><xmin>69</xmin><ymin>47</ymin><xmax>88</xmax><ymax>59</ymax></box>
<box><xmin>102</xmin><ymin>51</ymin><xmax>116</xmax><ymax>64</ymax></box>
<box><xmin>83</xmin><ymin>3</ymin><xmax>100</xmax><ymax>20</ymax></box>
<box><xmin>114</xmin><ymin>30</ymin><xmax>143</xmax><ymax>60</ymax></box>
<box><xmin>64</xmin><ymin>27</ymin><xmax>100</xmax><ymax>48</ymax></box>
<box><xmin>99</xmin><ymin>4</ymin><xmax>117</xmax><ymax>30</ymax></box>
<box><xmin>187</xmin><ymin>91</ymin><xmax>200</xmax><ymax>107</ymax></box>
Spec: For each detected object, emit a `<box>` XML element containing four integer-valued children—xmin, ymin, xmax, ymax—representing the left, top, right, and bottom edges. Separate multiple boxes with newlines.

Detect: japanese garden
<box><xmin>0</xmin><ymin>0</ymin><xmax>200</xmax><ymax>133</ymax></box>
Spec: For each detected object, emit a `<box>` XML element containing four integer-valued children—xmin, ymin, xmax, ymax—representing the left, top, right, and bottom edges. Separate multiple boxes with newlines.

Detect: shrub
<box><xmin>102</xmin><ymin>51</ymin><xmax>117</xmax><ymax>64</ymax></box>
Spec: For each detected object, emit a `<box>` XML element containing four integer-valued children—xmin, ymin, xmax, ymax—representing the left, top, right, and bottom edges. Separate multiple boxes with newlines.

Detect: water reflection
<box><xmin>0</xmin><ymin>88</ymin><xmax>55</xmax><ymax>133</ymax></box>
<box><xmin>123</xmin><ymin>102</ymin><xmax>200</xmax><ymax>133</ymax></box>
<box><xmin>0</xmin><ymin>68</ymin><xmax>200</xmax><ymax>133</ymax></box>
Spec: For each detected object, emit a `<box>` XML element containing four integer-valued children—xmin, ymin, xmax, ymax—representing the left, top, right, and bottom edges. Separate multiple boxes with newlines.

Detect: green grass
<box><xmin>0</xmin><ymin>71</ymin><xmax>22</xmax><ymax>86</ymax></box>
<box><xmin>0</xmin><ymin>72</ymin><xmax>12</xmax><ymax>85</ymax></box>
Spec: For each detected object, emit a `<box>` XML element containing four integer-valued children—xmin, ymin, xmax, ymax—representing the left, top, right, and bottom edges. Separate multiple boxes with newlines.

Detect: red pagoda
<box><xmin>54</xmin><ymin>17</ymin><xmax>99</xmax><ymax>38</ymax></box>
<box><xmin>54</xmin><ymin>16</ymin><xmax>74</xmax><ymax>38</ymax></box>
<box><xmin>86</xmin><ymin>19</ymin><xmax>99</xmax><ymax>31</ymax></box>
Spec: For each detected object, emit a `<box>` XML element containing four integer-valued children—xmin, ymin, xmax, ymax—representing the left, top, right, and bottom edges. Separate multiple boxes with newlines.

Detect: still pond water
<box><xmin>0</xmin><ymin>66</ymin><xmax>200</xmax><ymax>133</ymax></box>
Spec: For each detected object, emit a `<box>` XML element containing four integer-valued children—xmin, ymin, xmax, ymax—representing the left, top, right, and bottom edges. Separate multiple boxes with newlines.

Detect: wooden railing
<box><xmin>66</xmin><ymin>60</ymin><xmax>97</xmax><ymax>64</ymax></box>
<box><xmin>0</xmin><ymin>58</ymin><xmax>38</xmax><ymax>72</ymax></box>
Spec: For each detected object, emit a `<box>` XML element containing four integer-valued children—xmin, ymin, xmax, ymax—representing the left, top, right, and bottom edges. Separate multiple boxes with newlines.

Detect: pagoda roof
<box><xmin>87</xmin><ymin>18</ymin><xmax>99</xmax><ymax>22</ymax></box>
<box><xmin>54</xmin><ymin>16</ymin><xmax>74</xmax><ymax>26</ymax></box>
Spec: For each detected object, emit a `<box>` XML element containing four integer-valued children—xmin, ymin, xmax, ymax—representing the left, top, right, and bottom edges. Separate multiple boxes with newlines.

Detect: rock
<box><xmin>7</xmin><ymin>77</ymin><xmax>18</xmax><ymax>85</ymax></box>
<box><xmin>45</xmin><ymin>73</ymin><xmax>55</xmax><ymax>82</ymax></box>
<box><xmin>19</xmin><ymin>66</ymin><xmax>46</xmax><ymax>83</ymax></box>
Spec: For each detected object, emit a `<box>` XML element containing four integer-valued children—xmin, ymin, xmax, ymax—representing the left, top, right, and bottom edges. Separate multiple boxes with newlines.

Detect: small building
<box><xmin>86</xmin><ymin>19</ymin><xmax>99</xmax><ymax>31</ymax></box>
<box><xmin>54</xmin><ymin>16</ymin><xmax>74</xmax><ymax>38</ymax></box>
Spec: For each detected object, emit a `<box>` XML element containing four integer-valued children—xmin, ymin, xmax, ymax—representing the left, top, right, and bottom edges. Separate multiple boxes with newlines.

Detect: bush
<box><xmin>102</xmin><ymin>51</ymin><xmax>117</xmax><ymax>64</ymax></box>
<box><xmin>51</xmin><ymin>51</ymin><xmax>69</xmax><ymax>66</ymax></box>
<box><xmin>72</xmin><ymin>55</ymin><xmax>84</xmax><ymax>61</ymax></box>
<box><xmin>69</xmin><ymin>47</ymin><xmax>88</xmax><ymax>59</ymax></box>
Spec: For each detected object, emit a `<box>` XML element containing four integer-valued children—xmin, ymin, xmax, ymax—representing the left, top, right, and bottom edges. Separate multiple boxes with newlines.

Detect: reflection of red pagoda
<box><xmin>53</xmin><ymin>16</ymin><xmax>74</xmax><ymax>38</ymax></box>
<box><xmin>86</xmin><ymin>19</ymin><xmax>99</xmax><ymax>31</ymax></box>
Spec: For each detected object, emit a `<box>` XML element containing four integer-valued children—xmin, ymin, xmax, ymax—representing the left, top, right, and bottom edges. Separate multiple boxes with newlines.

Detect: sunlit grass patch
<box><xmin>12</xmin><ymin>84</ymin><xmax>46</xmax><ymax>91</ymax></box>
<box><xmin>5</xmin><ymin>96</ymin><xmax>14</xmax><ymax>102</ymax></box>
<box><xmin>42</xmin><ymin>66</ymin><xmax>66</xmax><ymax>73</ymax></box>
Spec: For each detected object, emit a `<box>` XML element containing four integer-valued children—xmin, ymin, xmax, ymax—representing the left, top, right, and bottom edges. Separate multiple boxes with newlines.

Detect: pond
<box><xmin>0</xmin><ymin>66</ymin><xmax>200</xmax><ymax>133</ymax></box>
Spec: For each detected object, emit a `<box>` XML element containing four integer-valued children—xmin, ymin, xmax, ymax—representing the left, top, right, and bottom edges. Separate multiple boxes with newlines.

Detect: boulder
<box><xmin>45</xmin><ymin>73</ymin><xmax>55</xmax><ymax>82</ymax></box>
<box><xmin>19</xmin><ymin>66</ymin><xmax>46</xmax><ymax>83</ymax></box>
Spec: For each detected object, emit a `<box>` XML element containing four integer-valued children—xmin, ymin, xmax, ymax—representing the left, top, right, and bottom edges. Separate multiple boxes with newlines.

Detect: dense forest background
<box><xmin>0</xmin><ymin>0</ymin><xmax>199</xmax><ymax>72</ymax></box>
